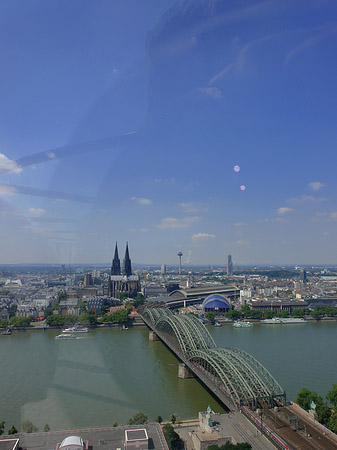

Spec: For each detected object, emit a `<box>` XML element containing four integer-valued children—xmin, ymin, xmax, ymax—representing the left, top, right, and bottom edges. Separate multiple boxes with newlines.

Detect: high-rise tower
<box><xmin>227</xmin><ymin>254</ymin><xmax>233</xmax><ymax>276</ymax></box>
<box><xmin>111</xmin><ymin>242</ymin><xmax>121</xmax><ymax>275</ymax></box>
<box><xmin>178</xmin><ymin>251</ymin><xmax>183</xmax><ymax>274</ymax></box>
<box><xmin>123</xmin><ymin>242</ymin><xmax>132</xmax><ymax>277</ymax></box>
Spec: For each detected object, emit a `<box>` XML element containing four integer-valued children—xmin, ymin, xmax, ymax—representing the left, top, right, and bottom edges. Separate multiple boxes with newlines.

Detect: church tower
<box><xmin>123</xmin><ymin>242</ymin><xmax>132</xmax><ymax>277</ymax></box>
<box><xmin>111</xmin><ymin>242</ymin><xmax>121</xmax><ymax>275</ymax></box>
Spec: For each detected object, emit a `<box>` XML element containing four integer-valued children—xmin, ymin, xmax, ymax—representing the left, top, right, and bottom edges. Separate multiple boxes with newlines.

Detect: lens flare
<box><xmin>233</xmin><ymin>165</ymin><xmax>240</xmax><ymax>173</ymax></box>
<box><xmin>240</xmin><ymin>185</ymin><xmax>246</xmax><ymax>191</ymax></box>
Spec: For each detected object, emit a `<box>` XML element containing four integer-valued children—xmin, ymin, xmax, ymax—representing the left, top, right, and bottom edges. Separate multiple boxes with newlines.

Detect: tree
<box><xmin>296</xmin><ymin>387</ymin><xmax>323</xmax><ymax>411</ymax></box>
<box><xmin>110</xmin><ymin>309</ymin><xmax>129</xmax><ymax>324</ymax></box>
<box><xmin>113</xmin><ymin>422</ymin><xmax>118</xmax><ymax>427</ymax></box>
<box><xmin>21</xmin><ymin>420</ymin><xmax>38</xmax><ymax>433</ymax></box>
<box><xmin>170</xmin><ymin>414</ymin><xmax>177</xmax><ymax>424</ymax></box>
<box><xmin>156</xmin><ymin>416</ymin><xmax>163</xmax><ymax>424</ymax></box>
<box><xmin>128</xmin><ymin>412</ymin><xmax>148</xmax><ymax>425</ymax></box>
<box><xmin>43</xmin><ymin>424</ymin><xmax>50</xmax><ymax>432</ymax></box>
<box><xmin>8</xmin><ymin>425</ymin><xmax>18</xmax><ymax>435</ymax></box>
<box><xmin>0</xmin><ymin>318</ymin><xmax>8</xmax><ymax>327</ymax></box>
<box><xmin>134</xmin><ymin>294</ymin><xmax>144</xmax><ymax>307</ymax></box>
<box><xmin>120</xmin><ymin>292</ymin><xmax>128</xmax><ymax>301</ymax></box>
<box><xmin>9</xmin><ymin>316</ymin><xmax>32</xmax><ymax>327</ymax></box>
<box><xmin>317</xmin><ymin>403</ymin><xmax>331</xmax><ymax>427</ymax></box>
<box><xmin>79</xmin><ymin>312</ymin><xmax>97</xmax><ymax>325</ymax></box>
<box><xmin>46</xmin><ymin>315</ymin><xmax>66</xmax><ymax>327</ymax></box>
<box><xmin>205</xmin><ymin>312</ymin><xmax>215</xmax><ymax>322</ymax></box>
<box><xmin>162</xmin><ymin>424</ymin><xmax>183</xmax><ymax>450</ymax></box>
<box><xmin>0</xmin><ymin>421</ymin><xmax>5</xmax><ymax>435</ymax></box>
<box><xmin>58</xmin><ymin>291</ymin><xmax>67</xmax><ymax>302</ymax></box>
<box><xmin>327</xmin><ymin>383</ymin><xmax>337</xmax><ymax>408</ymax></box>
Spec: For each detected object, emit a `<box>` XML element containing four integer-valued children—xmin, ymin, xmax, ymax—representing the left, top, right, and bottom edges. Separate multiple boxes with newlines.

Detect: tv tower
<box><xmin>177</xmin><ymin>251</ymin><xmax>183</xmax><ymax>274</ymax></box>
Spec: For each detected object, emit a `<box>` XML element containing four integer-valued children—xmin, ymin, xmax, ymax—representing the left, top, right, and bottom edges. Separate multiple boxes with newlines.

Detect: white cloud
<box><xmin>290</xmin><ymin>195</ymin><xmax>326</xmax><ymax>202</ymax></box>
<box><xmin>197</xmin><ymin>87</ymin><xmax>222</xmax><ymax>99</ymax></box>
<box><xmin>29</xmin><ymin>208</ymin><xmax>46</xmax><ymax>215</ymax></box>
<box><xmin>131</xmin><ymin>196</ymin><xmax>152</xmax><ymax>205</ymax></box>
<box><xmin>309</xmin><ymin>181</ymin><xmax>324</xmax><ymax>191</ymax></box>
<box><xmin>140</xmin><ymin>228</ymin><xmax>150</xmax><ymax>233</ymax></box>
<box><xmin>277</xmin><ymin>207</ymin><xmax>293</xmax><ymax>215</ymax></box>
<box><xmin>192</xmin><ymin>232</ymin><xmax>216</xmax><ymax>242</ymax></box>
<box><xmin>180</xmin><ymin>202</ymin><xmax>206</xmax><ymax>214</ymax></box>
<box><xmin>235</xmin><ymin>222</ymin><xmax>246</xmax><ymax>227</ymax></box>
<box><xmin>0</xmin><ymin>154</ymin><xmax>22</xmax><ymax>173</ymax></box>
<box><xmin>158</xmin><ymin>216</ymin><xmax>199</xmax><ymax>229</ymax></box>
<box><xmin>45</xmin><ymin>152</ymin><xmax>56</xmax><ymax>159</ymax></box>
<box><xmin>0</xmin><ymin>185</ymin><xmax>17</xmax><ymax>195</ymax></box>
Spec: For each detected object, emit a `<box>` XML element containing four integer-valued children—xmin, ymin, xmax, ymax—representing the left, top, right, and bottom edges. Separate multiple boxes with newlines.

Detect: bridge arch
<box><xmin>142</xmin><ymin>307</ymin><xmax>286</xmax><ymax>408</ymax></box>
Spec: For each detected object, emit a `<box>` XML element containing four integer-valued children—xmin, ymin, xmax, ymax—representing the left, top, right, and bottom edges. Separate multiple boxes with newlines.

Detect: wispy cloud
<box><xmin>29</xmin><ymin>208</ymin><xmax>46</xmax><ymax>215</ymax></box>
<box><xmin>131</xmin><ymin>196</ymin><xmax>152</xmax><ymax>205</ymax></box>
<box><xmin>285</xmin><ymin>22</ymin><xmax>337</xmax><ymax>64</ymax></box>
<box><xmin>197</xmin><ymin>87</ymin><xmax>222</xmax><ymax>99</ymax></box>
<box><xmin>0</xmin><ymin>153</ymin><xmax>22</xmax><ymax>174</ymax></box>
<box><xmin>277</xmin><ymin>207</ymin><xmax>293</xmax><ymax>215</ymax></box>
<box><xmin>235</xmin><ymin>222</ymin><xmax>246</xmax><ymax>227</ymax></box>
<box><xmin>309</xmin><ymin>181</ymin><xmax>324</xmax><ymax>191</ymax></box>
<box><xmin>0</xmin><ymin>185</ymin><xmax>18</xmax><ymax>195</ymax></box>
<box><xmin>158</xmin><ymin>216</ymin><xmax>199</xmax><ymax>229</ymax></box>
<box><xmin>179</xmin><ymin>202</ymin><xmax>207</xmax><ymax>214</ymax></box>
<box><xmin>209</xmin><ymin>34</ymin><xmax>275</xmax><ymax>85</ymax></box>
<box><xmin>192</xmin><ymin>232</ymin><xmax>216</xmax><ymax>242</ymax></box>
<box><xmin>290</xmin><ymin>195</ymin><xmax>326</xmax><ymax>202</ymax></box>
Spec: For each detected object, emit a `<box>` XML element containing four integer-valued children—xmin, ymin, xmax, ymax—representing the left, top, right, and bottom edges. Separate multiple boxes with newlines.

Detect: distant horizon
<box><xmin>0</xmin><ymin>262</ymin><xmax>336</xmax><ymax>269</ymax></box>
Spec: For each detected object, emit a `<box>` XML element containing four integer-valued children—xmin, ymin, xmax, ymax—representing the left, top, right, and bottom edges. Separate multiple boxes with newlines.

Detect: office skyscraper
<box><xmin>227</xmin><ymin>254</ymin><xmax>233</xmax><ymax>276</ymax></box>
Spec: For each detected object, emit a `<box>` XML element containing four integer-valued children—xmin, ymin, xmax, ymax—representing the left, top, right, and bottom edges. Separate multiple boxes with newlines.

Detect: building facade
<box><xmin>109</xmin><ymin>243</ymin><xmax>140</xmax><ymax>298</ymax></box>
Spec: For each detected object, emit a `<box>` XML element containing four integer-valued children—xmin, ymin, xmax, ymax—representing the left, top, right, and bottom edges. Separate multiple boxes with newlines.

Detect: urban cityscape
<box><xmin>1</xmin><ymin>242</ymin><xmax>337</xmax><ymax>449</ymax></box>
<box><xmin>1</xmin><ymin>1</ymin><xmax>337</xmax><ymax>450</ymax></box>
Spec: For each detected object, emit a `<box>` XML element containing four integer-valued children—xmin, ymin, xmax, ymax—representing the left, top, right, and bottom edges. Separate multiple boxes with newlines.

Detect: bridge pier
<box><xmin>178</xmin><ymin>363</ymin><xmax>194</xmax><ymax>379</ymax></box>
<box><xmin>149</xmin><ymin>330</ymin><xmax>160</xmax><ymax>341</ymax></box>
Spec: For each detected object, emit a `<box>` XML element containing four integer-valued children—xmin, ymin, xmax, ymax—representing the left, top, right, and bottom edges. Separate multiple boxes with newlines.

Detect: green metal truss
<box><xmin>143</xmin><ymin>307</ymin><xmax>286</xmax><ymax>408</ymax></box>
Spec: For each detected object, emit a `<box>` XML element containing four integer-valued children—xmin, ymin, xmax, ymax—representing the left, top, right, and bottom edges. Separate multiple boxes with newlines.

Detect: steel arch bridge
<box><xmin>142</xmin><ymin>307</ymin><xmax>286</xmax><ymax>410</ymax></box>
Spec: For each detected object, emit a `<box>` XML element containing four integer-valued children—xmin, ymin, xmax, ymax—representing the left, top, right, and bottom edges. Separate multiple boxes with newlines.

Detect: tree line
<box><xmin>296</xmin><ymin>383</ymin><xmax>337</xmax><ymax>433</ymax></box>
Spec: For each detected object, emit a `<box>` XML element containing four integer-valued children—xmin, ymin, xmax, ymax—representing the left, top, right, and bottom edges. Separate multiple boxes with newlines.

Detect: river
<box><xmin>0</xmin><ymin>321</ymin><xmax>336</xmax><ymax>431</ymax></box>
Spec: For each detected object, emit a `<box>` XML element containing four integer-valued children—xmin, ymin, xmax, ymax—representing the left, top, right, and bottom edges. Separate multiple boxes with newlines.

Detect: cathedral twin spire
<box><xmin>111</xmin><ymin>242</ymin><xmax>132</xmax><ymax>277</ymax></box>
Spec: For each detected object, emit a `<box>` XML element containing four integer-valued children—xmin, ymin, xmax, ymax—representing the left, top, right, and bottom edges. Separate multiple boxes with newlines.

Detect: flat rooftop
<box><xmin>125</xmin><ymin>429</ymin><xmax>148</xmax><ymax>441</ymax></box>
<box><xmin>0</xmin><ymin>424</ymin><xmax>166</xmax><ymax>450</ymax></box>
<box><xmin>0</xmin><ymin>439</ymin><xmax>19</xmax><ymax>450</ymax></box>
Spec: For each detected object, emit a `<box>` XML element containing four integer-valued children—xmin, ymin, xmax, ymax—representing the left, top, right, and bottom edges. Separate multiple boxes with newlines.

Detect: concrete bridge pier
<box><xmin>149</xmin><ymin>330</ymin><xmax>160</xmax><ymax>341</ymax></box>
<box><xmin>178</xmin><ymin>363</ymin><xmax>194</xmax><ymax>379</ymax></box>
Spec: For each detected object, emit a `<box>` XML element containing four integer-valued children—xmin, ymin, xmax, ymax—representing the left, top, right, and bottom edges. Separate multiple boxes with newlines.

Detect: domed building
<box><xmin>202</xmin><ymin>294</ymin><xmax>230</xmax><ymax>314</ymax></box>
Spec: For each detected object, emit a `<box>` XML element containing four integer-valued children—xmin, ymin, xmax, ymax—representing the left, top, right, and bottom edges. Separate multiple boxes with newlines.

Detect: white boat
<box><xmin>261</xmin><ymin>317</ymin><xmax>306</xmax><ymax>324</ymax></box>
<box><xmin>261</xmin><ymin>318</ymin><xmax>282</xmax><ymax>324</ymax></box>
<box><xmin>214</xmin><ymin>322</ymin><xmax>222</xmax><ymax>327</ymax></box>
<box><xmin>63</xmin><ymin>325</ymin><xmax>89</xmax><ymax>333</ymax></box>
<box><xmin>279</xmin><ymin>317</ymin><xmax>306</xmax><ymax>324</ymax></box>
<box><xmin>233</xmin><ymin>321</ymin><xmax>253</xmax><ymax>328</ymax></box>
<box><xmin>55</xmin><ymin>333</ymin><xmax>77</xmax><ymax>340</ymax></box>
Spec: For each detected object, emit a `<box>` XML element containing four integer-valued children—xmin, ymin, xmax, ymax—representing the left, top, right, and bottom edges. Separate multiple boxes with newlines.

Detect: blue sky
<box><xmin>0</xmin><ymin>0</ymin><xmax>337</xmax><ymax>265</ymax></box>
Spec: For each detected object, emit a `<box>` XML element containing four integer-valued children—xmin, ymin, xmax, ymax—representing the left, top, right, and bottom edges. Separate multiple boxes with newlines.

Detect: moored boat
<box><xmin>63</xmin><ymin>325</ymin><xmax>89</xmax><ymax>333</ymax></box>
<box><xmin>1</xmin><ymin>328</ymin><xmax>12</xmax><ymax>335</ymax></box>
<box><xmin>233</xmin><ymin>321</ymin><xmax>253</xmax><ymax>328</ymax></box>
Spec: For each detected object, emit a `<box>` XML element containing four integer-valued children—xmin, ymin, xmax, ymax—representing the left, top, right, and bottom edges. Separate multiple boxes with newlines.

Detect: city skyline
<box><xmin>0</xmin><ymin>0</ymin><xmax>336</xmax><ymax>265</ymax></box>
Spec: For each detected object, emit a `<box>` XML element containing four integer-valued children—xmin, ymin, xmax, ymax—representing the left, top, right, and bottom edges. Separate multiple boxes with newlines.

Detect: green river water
<box><xmin>0</xmin><ymin>321</ymin><xmax>336</xmax><ymax>431</ymax></box>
